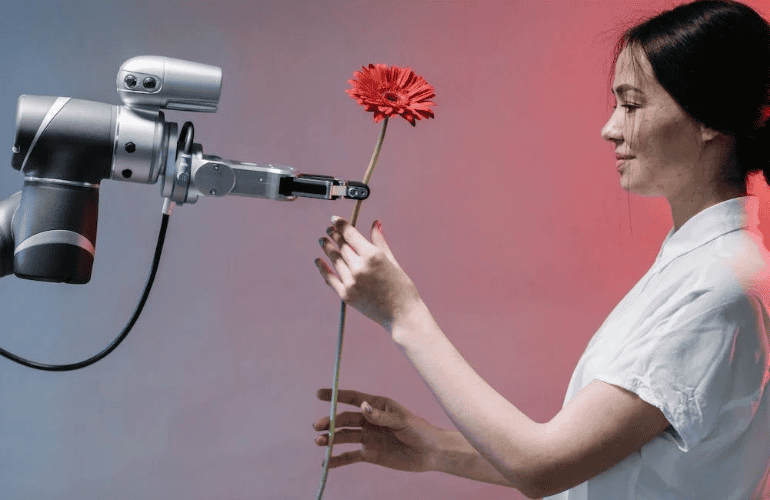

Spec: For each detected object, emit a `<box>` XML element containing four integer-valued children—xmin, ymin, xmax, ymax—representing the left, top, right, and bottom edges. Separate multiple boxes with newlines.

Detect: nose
<box><xmin>601</xmin><ymin>108</ymin><xmax>623</xmax><ymax>143</ymax></box>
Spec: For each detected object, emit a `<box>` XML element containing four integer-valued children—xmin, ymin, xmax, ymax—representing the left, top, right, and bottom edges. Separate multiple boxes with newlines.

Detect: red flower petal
<box><xmin>347</xmin><ymin>63</ymin><xmax>436</xmax><ymax>125</ymax></box>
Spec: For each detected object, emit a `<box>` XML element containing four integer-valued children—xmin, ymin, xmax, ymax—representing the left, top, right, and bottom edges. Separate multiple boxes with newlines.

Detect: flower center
<box><xmin>384</xmin><ymin>91</ymin><xmax>399</xmax><ymax>102</ymax></box>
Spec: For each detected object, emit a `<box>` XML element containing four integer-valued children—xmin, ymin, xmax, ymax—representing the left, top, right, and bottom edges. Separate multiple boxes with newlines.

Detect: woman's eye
<box><xmin>612</xmin><ymin>104</ymin><xmax>639</xmax><ymax>113</ymax></box>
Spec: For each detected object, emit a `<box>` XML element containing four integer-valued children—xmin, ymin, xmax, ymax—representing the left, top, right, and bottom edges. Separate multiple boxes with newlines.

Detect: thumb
<box><xmin>371</xmin><ymin>220</ymin><xmax>396</xmax><ymax>262</ymax></box>
<box><xmin>361</xmin><ymin>401</ymin><xmax>401</xmax><ymax>429</ymax></box>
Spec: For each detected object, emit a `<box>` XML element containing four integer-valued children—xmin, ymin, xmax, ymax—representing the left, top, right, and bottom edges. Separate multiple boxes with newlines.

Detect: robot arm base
<box><xmin>0</xmin><ymin>192</ymin><xmax>21</xmax><ymax>278</ymax></box>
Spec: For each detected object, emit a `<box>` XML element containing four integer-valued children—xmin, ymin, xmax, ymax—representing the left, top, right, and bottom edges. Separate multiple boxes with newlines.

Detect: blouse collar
<box><xmin>655</xmin><ymin>196</ymin><xmax>760</xmax><ymax>270</ymax></box>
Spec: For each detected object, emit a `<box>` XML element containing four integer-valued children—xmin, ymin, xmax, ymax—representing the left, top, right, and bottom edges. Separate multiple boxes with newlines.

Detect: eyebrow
<box><xmin>612</xmin><ymin>84</ymin><xmax>644</xmax><ymax>97</ymax></box>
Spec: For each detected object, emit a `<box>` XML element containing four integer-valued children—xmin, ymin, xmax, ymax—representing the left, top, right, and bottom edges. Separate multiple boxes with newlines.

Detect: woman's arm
<box><xmin>392</xmin><ymin>301</ymin><xmax>670</xmax><ymax>498</ymax></box>
<box><xmin>431</xmin><ymin>429</ymin><xmax>516</xmax><ymax>488</ymax></box>
<box><xmin>317</xmin><ymin>218</ymin><xmax>671</xmax><ymax>498</ymax></box>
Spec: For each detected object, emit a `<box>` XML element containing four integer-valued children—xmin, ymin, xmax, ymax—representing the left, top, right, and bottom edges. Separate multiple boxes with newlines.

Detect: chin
<box><xmin>619</xmin><ymin>178</ymin><xmax>657</xmax><ymax>197</ymax></box>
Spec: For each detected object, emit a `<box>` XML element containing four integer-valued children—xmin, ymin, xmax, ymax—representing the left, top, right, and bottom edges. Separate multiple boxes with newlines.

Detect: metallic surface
<box><xmin>116</xmin><ymin>56</ymin><xmax>222</xmax><ymax>112</ymax></box>
<box><xmin>111</xmin><ymin>106</ymin><xmax>166</xmax><ymax>183</ymax></box>
<box><xmin>14</xmin><ymin>230</ymin><xmax>96</xmax><ymax>257</ymax></box>
<box><xmin>19</xmin><ymin>97</ymin><xmax>70</xmax><ymax>173</ymax></box>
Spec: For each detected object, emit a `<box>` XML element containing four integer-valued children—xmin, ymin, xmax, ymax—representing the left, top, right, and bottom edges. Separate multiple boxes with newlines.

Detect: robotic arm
<box><xmin>0</xmin><ymin>191</ymin><xmax>19</xmax><ymax>279</ymax></box>
<box><xmin>0</xmin><ymin>56</ymin><xmax>370</xmax><ymax>371</ymax></box>
<box><xmin>8</xmin><ymin>55</ymin><xmax>368</xmax><ymax>284</ymax></box>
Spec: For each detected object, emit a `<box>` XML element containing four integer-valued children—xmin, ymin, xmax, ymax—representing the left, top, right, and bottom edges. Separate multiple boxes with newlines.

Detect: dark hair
<box><xmin>613</xmin><ymin>0</ymin><xmax>770</xmax><ymax>195</ymax></box>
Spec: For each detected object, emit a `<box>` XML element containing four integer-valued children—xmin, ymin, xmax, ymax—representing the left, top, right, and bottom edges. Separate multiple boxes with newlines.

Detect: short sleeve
<box><xmin>595</xmin><ymin>289</ymin><xmax>769</xmax><ymax>452</ymax></box>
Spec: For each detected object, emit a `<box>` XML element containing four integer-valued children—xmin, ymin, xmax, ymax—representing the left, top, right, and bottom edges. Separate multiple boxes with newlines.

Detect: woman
<box><xmin>313</xmin><ymin>1</ymin><xmax>770</xmax><ymax>498</ymax></box>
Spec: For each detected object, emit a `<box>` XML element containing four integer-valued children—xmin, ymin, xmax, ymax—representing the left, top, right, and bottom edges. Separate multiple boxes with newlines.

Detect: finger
<box><xmin>325</xmin><ymin>450</ymin><xmax>365</xmax><ymax>469</ymax></box>
<box><xmin>370</xmin><ymin>220</ymin><xmax>396</xmax><ymax>262</ymax></box>
<box><xmin>324</xmin><ymin>227</ymin><xmax>361</xmax><ymax>270</ymax></box>
<box><xmin>331</xmin><ymin>216</ymin><xmax>376</xmax><ymax>257</ymax></box>
<box><xmin>314</xmin><ymin>259</ymin><xmax>346</xmax><ymax>298</ymax></box>
<box><xmin>319</xmin><ymin>237</ymin><xmax>353</xmax><ymax>283</ymax></box>
<box><xmin>314</xmin><ymin>428</ymin><xmax>363</xmax><ymax>446</ymax></box>
<box><xmin>313</xmin><ymin>411</ymin><xmax>366</xmax><ymax>431</ymax></box>
<box><xmin>317</xmin><ymin>388</ymin><xmax>379</xmax><ymax>408</ymax></box>
<box><xmin>360</xmin><ymin>401</ymin><xmax>406</xmax><ymax>431</ymax></box>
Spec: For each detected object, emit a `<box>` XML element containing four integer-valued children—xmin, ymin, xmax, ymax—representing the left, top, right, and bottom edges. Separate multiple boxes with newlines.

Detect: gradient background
<box><xmin>1</xmin><ymin>1</ymin><xmax>769</xmax><ymax>499</ymax></box>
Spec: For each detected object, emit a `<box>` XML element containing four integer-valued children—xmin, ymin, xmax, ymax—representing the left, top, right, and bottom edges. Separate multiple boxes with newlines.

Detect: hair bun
<box><xmin>739</xmin><ymin>121</ymin><xmax>770</xmax><ymax>187</ymax></box>
<box><xmin>758</xmin><ymin>104</ymin><xmax>770</xmax><ymax>129</ymax></box>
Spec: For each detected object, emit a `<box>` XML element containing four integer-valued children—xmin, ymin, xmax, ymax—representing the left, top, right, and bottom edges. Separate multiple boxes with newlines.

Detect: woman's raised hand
<box><xmin>315</xmin><ymin>218</ymin><xmax>423</xmax><ymax>332</ymax></box>
<box><xmin>313</xmin><ymin>388</ymin><xmax>447</xmax><ymax>473</ymax></box>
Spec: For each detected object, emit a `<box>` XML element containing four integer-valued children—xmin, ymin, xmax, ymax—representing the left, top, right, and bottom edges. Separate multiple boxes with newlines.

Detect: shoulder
<box><xmin>677</xmin><ymin>228</ymin><xmax>770</xmax><ymax>307</ymax></box>
<box><xmin>720</xmin><ymin>230</ymin><xmax>770</xmax><ymax>297</ymax></box>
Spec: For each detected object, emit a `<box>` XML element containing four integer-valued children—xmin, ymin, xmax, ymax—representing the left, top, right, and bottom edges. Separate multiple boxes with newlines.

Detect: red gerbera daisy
<box><xmin>346</xmin><ymin>63</ymin><xmax>436</xmax><ymax>126</ymax></box>
<box><xmin>317</xmin><ymin>62</ymin><xmax>437</xmax><ymax>500</ymax></box>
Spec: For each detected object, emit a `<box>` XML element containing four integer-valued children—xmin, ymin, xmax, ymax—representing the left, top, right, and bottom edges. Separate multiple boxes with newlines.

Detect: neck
<box><xmin>668</xmin><ymin>183</ymin><xmax>744</xmax><ymax>232</ymax></box>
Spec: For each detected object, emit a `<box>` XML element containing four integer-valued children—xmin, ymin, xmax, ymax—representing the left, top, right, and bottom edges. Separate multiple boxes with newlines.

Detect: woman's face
<box><xmin>601</xmin><ymin>46</ymin><xmax>707</xmax><ymax>198</ymax></box>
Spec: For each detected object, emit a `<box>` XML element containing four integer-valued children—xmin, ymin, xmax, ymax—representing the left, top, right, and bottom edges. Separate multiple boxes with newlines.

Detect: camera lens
<box><xmin>124</xmin><ymin>75</ymin><xmax>137</xmax><ymax>88</ymax></box>
<box><xmin>143</xmin><ymin>77</ymin><xmax>157</xmax><ymax>89</ymax></box>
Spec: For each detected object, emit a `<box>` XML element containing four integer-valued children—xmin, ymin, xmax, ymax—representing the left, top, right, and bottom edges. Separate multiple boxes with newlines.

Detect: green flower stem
<box><xmin>316</xmin><ymin>116</ymin><xmax>389</xmax><ymax>500</ymax></box>
<box><xmin>351</xmin><ymin>117</ymin><xmax>389</xmax><ymax>226</ymax></box>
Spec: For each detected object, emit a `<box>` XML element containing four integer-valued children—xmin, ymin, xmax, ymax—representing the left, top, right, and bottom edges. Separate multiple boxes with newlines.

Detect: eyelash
<box><xmin>613</xmin><ymin>104</ymin><xmax>639</xmax><ymax>114</ymax></box>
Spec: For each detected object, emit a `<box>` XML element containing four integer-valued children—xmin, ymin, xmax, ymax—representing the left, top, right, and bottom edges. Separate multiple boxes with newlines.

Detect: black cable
<box><xmin>178</xmin><ymin>121</ymin><xmax>194</xmax><ymax>154</ymax></box>
<box><xmin>0</xmin><ymin>212</ymin><xmax>170</xmax><ymax>371</ymax></box>
<box><xmin>1</xmin><ymin>120</ymin><xmax>191</xmax><ymax>371</ymax></box>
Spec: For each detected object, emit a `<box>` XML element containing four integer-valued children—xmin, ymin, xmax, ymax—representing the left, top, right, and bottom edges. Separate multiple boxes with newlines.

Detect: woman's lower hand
<box><xmin>313</xmin><ymin>388</ymin><xmax>447</xmax><ymax>472</ymax></box>
<box><xmin>315</xmin><ymin>218</ymin><xmax>422</xmax><ymax>331</ymax></box>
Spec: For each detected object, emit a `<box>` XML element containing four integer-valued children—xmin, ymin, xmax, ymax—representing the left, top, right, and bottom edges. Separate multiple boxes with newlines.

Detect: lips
<box><xmin>616</xmin><ymin>155</ymin><xmax>634</xmax><ymax>170</ymax></box>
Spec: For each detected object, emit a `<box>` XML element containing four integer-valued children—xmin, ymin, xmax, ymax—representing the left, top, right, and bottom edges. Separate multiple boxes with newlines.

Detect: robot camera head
<box><xmin>116</xmin><ymin>55</ymin><xmax>222</xmax><ymax>112</ymax></box>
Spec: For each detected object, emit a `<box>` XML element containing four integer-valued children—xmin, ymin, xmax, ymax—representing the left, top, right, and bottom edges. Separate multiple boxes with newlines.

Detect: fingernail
<box><xmin>318</xmin><ymin>237</ymin><xmax>325</xmax><ymax>247</ymax></box>
<box><xmin>363</xmin><ymin>402</ymin><xmax>373</xmax><ymax>414</ymax></box>
<box><xmin>374</xmin><ymin>220</ymin><xmax>383</xmax><ymax>233</ymax></box>
<box><xmin>326</xmin><ymin>227</ymin><xmax>333</xmax><ymax>236</ymax></box>
<box><xmin>331</xmin><ymin>215</ymin><xmax>341</xmax><ymax>223</ymax></box>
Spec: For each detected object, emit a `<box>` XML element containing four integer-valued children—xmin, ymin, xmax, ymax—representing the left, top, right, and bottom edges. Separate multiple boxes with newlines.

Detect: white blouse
<box><xmin>545</xmin><ymin>196</ymin><xmax>770</xmax><ymax>500</ymax></box>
